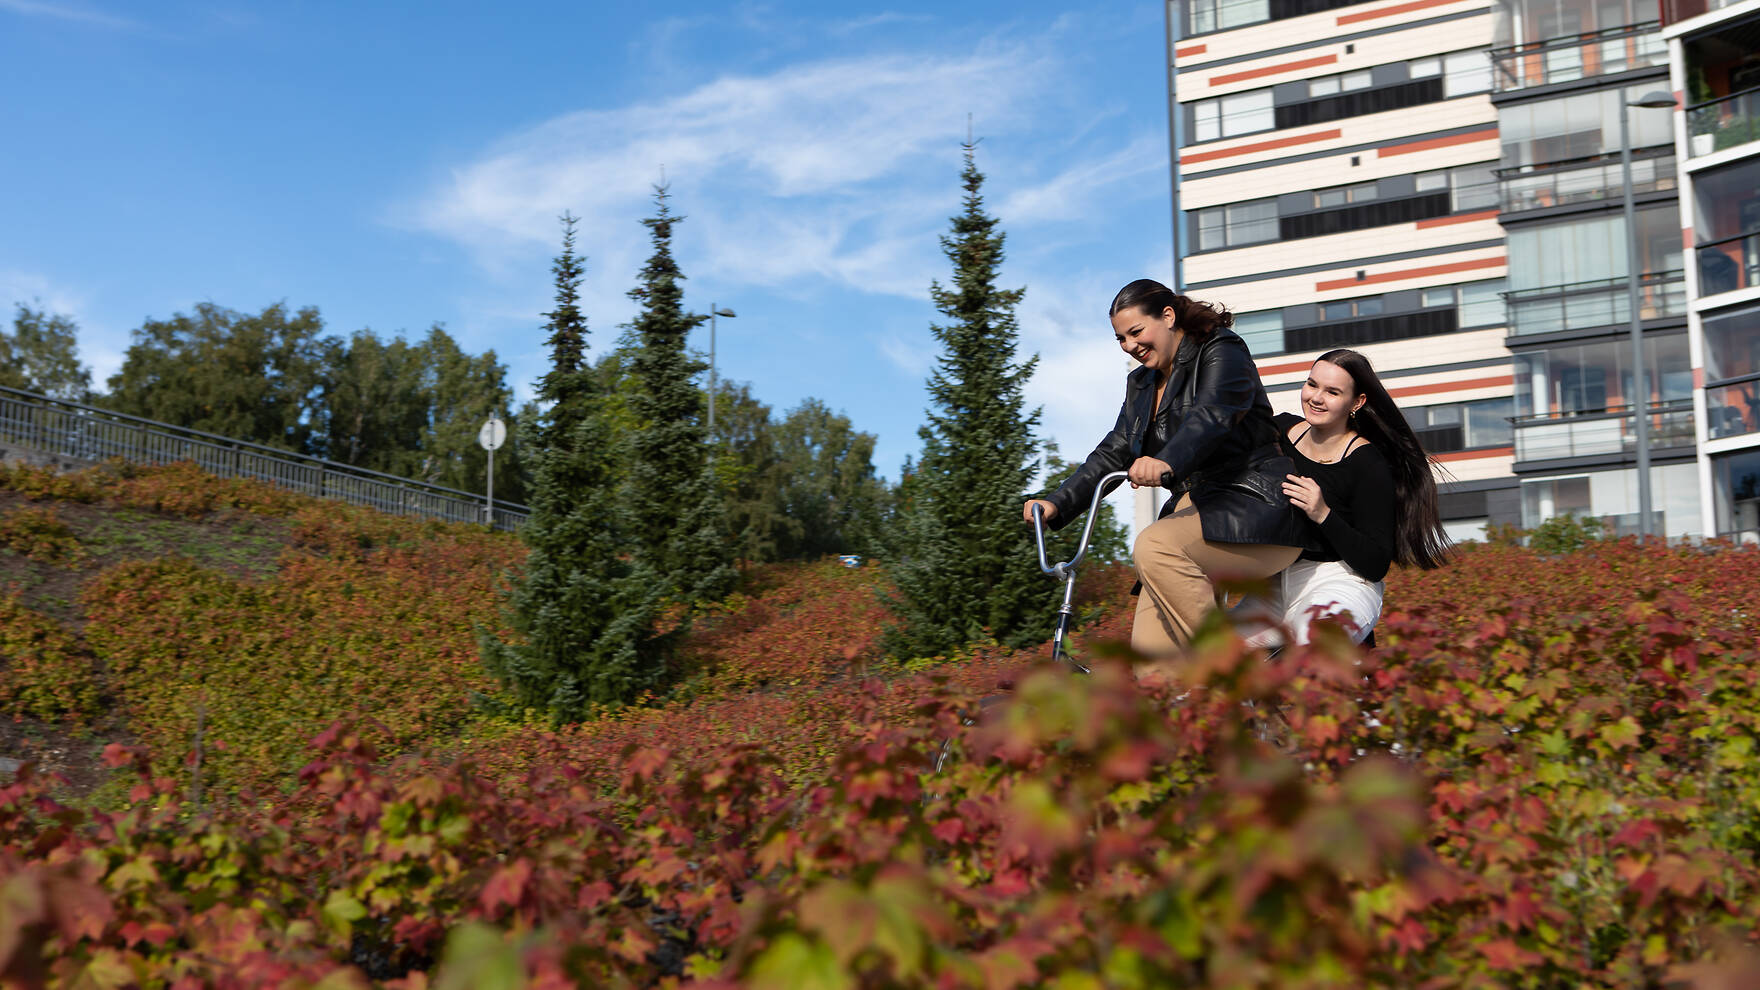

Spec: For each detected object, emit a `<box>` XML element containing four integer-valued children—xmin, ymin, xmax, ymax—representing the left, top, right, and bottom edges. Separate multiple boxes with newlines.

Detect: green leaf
<box><xmin>746</xmin><ymin>932</ymin><xmax>853</xmax><ymax>990</ymax></box>
<box><xmin>320</xmin><ymin>890</ymin><xmax>367</xmax><ymax>938</ymax></box>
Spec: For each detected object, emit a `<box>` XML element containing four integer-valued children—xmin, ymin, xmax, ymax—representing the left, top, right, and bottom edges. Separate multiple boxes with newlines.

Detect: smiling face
<box><xmin>1300</xmin><ymin>359</ymin><xmax>1365</xmax><ymax>430</ymax></box>
<box><xmin>1110</xmin><ymin>304</ymin><xmax>1181</xmax><ymax>373</ymax></box>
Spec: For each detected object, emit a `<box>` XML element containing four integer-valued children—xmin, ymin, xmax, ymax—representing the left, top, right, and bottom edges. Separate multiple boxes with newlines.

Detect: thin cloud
<box><xmin>0</xmin><ymin>0</ymin><xmax>133</xmax><ymax>28</ymax></box>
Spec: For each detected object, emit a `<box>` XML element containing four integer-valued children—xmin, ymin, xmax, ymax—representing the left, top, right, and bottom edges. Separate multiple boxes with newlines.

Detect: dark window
<box><xmin>1283</xmin><ymin>308</ymin><xmax>1459</xmax><ymax>352</ymax></box>
<box><xmin>1278</xmin><ymin>191</ymin><xmax>1452</xmax><ymax>239</ymax></box>
<box><xmin>1267</xmin><ymin>0</ymin><xmax>1372</xmax><ymax>18</ymax></box>
<box><xmin>1276</xmin><ymin>78</ymin><xmax>1444</xmax><ymax>129</ymax></box>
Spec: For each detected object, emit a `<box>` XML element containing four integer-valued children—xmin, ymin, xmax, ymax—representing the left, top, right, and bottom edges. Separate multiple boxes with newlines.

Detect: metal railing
<box><xmin>1697</xmin><ymin>231</ymin><xmax>1760</xmax><ymax>297</ymax></box>
<box><xmin>0</xmin><ymin>385</ymin><xmax>528</xmax><ymax>531</ymax></box>
<box><xmin>1687</xmin><ymin>87</ymin><xmax>1760</xmax><ymax>156</ymax></box>
<box><xmin>1496</xmin><ymin>150</ymin><xmax>1676</xmax><ymax>215</ymax></box>
<box><xmin>1490</xmin><ymin>22</ymin><xmax>1665</xmax><ymax>93</ymax></box>
<box><xmin>1504</xmin><ymin>270</ymin><xmax>1685</xmax><ymax>337</ymax></box>
<box><xmin>1511</xmin><ymin>399</ymin><xmax>1695</xmax><ymax>461</ymax></box>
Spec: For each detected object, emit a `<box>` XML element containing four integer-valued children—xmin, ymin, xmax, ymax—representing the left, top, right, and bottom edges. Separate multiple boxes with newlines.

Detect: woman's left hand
<box><xmin>1128</xmin><ymin>456</ymin><xmax>1173</xmax><ymax>488</ymax></box>
<box><xmin>1283</xmin><ymin>474</ymin><xmax>1330</xmax><ymax>523</ymax></box>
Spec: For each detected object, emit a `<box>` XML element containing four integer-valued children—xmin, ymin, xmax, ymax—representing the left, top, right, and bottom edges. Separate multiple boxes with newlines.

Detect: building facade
<box><xmin>1662</xmin><ymin>0</ymin><xmax>1760</xmax><ymax>541</ymax></box>
<box><xmin>1168</xmin><ymin>0</ymin><xmax>1520</xmax><ymax>542</ymax></box>
<box><xmin>1166</xmin><ymin>0</ymin><xmax>1759</xmax><ymax>540</ymax></box>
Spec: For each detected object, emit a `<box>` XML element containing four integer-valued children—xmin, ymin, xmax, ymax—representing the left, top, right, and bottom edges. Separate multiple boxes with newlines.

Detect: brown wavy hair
<box><xmin>1108</xmin><ymin>278</ymin><xmax>1233</xmax><ymax>341</ymax></box>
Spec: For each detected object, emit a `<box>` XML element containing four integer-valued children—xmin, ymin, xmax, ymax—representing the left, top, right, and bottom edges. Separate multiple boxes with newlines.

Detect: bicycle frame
<box><xmin>1030</xmin><ymin>469</ymin><xmax>1131</xmax><ymax>674</ymax></box>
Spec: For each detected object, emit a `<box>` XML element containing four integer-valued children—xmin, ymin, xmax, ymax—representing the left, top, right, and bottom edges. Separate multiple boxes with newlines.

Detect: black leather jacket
<box><xmin>1046</xmin><ymin>327</ymin><xmax>1309</xmax><ymax>548</ymax></box>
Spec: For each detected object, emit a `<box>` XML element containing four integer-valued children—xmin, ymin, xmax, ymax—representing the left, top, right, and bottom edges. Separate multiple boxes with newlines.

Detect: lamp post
<box><xmin>707</xmin><ymin>305</ymin><xmax>736</xmax><ymax>434</ymax></box>
<box><xmin>1618</xmin><ymin>90</ymin><xmax>1677</xmax><ymax>540</ymax></box>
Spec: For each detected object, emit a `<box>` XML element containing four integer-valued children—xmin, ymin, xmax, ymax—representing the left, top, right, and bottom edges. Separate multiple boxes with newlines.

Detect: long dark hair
<box><xmin>1109</xmin><ymin>278</ymin><xmax>1233</xmax><ymax>341</ymax></box>
<box><xmin>1315</xmin><ymin>348</ymin><xmax>1453</xmax><ymax>570</ymax></box>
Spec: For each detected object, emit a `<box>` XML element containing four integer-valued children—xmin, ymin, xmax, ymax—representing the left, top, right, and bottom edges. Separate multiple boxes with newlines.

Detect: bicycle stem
<box><xmin>1032</xmin><ymin>469</ymin><xmax>1133</xmax><ymax>673</ymax></box>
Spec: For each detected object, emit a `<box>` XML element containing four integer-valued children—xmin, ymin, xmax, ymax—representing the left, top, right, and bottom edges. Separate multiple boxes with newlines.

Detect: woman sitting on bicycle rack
<box><xmin>1022</xmin><ymin>278</ymin><xmax>1308</xmax><ymax>657</ymax></box>
<box><xmin>1250</xmin><ymin>348</ymin><xmax>1452</xmax><ymax>646</ymax></box>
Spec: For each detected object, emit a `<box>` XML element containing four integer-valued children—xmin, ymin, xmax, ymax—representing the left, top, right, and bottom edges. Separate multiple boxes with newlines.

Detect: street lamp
<box><xmin>707</xmin><ymin>305</ymin><xmax>736</xmax><ymax>434</ymax></box>
<box><xmin>1618</xmin><ymin>90</ymin><xmax>1677</xmax><ymax>540</ymax></box>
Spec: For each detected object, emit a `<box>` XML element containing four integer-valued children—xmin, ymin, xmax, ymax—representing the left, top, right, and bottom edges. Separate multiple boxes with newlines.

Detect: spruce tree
<box><xmin>623</xmin><ymin>185</ymin><xmax>737</xmax><ymax>607</ymax></box>
<box><xmin>885</xmin><ymin>142</ymin><xmax>1047</xmax><ymax>657</ymax></box>
<box><xmin>480</xmin><ymin>214</ymin><xmax>658</xmax><ymax>719</ymax></box>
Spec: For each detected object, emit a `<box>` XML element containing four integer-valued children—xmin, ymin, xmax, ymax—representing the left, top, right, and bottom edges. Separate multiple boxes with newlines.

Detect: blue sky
<box><xmin>0</xmin><ymin>0</ymin><xmax>1176</xmax><ymax>487</ymax></box>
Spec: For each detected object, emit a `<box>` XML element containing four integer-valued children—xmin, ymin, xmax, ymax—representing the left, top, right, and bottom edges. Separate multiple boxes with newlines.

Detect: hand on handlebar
<box><xmin>1128</xmin><ymin>456</ymin><xmax>1173</xmax><ymax>488</ymax></box>
<box><xmin>1022</xmin><ymin>498</ymin><xmax>1057</xmax><ymax>524</ymax></box>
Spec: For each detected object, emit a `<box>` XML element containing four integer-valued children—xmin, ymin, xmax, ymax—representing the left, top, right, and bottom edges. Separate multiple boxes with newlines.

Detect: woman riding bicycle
<box><xmin>1023</xmin><ymin>279</ymin><xmax>1307</xmax><ymax>657</ymax></box>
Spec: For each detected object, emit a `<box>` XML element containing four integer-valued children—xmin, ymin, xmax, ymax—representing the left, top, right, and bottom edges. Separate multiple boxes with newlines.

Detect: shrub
<box><xmin>0</xmin><ymin>505</ymin><xmax>85</xmax><ymax>563</ymax></box>
<box><xmin>0</xmin><ymin>593</ymin><xmax>99</xmax><ymax>721</ymax></box>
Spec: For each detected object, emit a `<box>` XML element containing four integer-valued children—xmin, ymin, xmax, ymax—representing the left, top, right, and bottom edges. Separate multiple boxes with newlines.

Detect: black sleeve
<box><xmin>1152</xmin><ymin>334</ymin><xmax>1261</xmax><ymax>479</ymax></box>
<box><xmin>1316</xmin><ymin>447</ymin><xmax>1397</xmax><ymax>582</ymax></box>
<box><xmin>1044</xmin><ymin>397</ymin><xmax>1132</xmax><ymax>531</ymax></box>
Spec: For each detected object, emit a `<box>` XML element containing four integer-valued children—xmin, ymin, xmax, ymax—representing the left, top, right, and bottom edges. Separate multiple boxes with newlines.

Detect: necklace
<box><xmin>1299</xmin><ymin>426</ymin><xmax>1355</xmax><ymax>464</ymax></box>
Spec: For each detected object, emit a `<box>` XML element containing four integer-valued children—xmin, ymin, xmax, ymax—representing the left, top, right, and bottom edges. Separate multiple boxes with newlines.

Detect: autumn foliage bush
<box><xmin>6</xmin><ymin>457</ymin><xmax>1760</xmax><ymax>985</ymax></box>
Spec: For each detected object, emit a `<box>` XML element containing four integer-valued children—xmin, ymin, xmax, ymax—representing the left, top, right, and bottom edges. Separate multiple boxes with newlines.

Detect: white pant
<box><xmin>1240</xmin><ymin>558</ymin><xmax>1383</xmax><ymax>648</ymax></box>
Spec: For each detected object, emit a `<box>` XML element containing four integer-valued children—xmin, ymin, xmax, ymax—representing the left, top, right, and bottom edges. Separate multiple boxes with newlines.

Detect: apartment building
<box><xmin>1168</xmin><ymin>0</ymin><xmax>1520</xmax><ymax>542</ymax></box>
<box><xmin>1662</xmin><ymin>0</ymin><xmax>1760</xmax><ymax>541</ymax></box>
<box><xmin>1489</xmin><ymin>0</ymin><xmax>1696</xmax><ymax>536</ymax></box>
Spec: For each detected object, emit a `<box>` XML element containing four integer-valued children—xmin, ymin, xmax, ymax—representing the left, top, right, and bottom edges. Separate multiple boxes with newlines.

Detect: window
<box><xmin>1305</xmin><ymin>69</ymin><xmax>1373</xmax><ymax>98</ymax></box>
<box><xmin>1187</xmin><ymin>0</ymin><xmax>1270</xmax><ymax>33</ymax></box>
<box><xmin>1507</xmin><ymin>204</ymin><xmax>1681</xmax><ymax>292</ymax></box>
<box><xmin>1460</xmin><ymin>279</ymin><xmax>1506</xmax><ymax>327</ymax></box>
<box><xmin>1499</xmin><ymin>85</ymin><xmax>1675</xmax><ymax>169</ymax></box>
<box><xmin>1415</xmin><ymin>171</ymin><xmax>1448</xmax><ymax>192</ymax></box>
<box><xmin>1233</xmin><ymin>310</ymin><xmax>1284</xmax><ymax>356</ymax></box>
<box><xmin>1444</xmin><ymin>50</ymin><xmax>1491</xmax><ymax>96</ymax></box>
<box><xmin>1408</xmin><ymin>398</ymin><xmax>1512</xmax><ymax>452</ymax></box>
<box><xmin>1193</xmin><ymin>198</ymin><xmax>1280</xmax><ymax>250</ymax></box>
<box><xmin>1320</xmin><ymin>296</ymin><xmax>1383</xmax><ymax>320</ymax></box>
<box><xmin>1513</xmin><ymin>335</ymin><xmax>1690</xmax><ymax>417</ymax></box>
<box><xmin>1703</xmin><ymin>302</ymin><xmax>1760</xmax><ymax>384</ymax></box>
<box><xmin>1422</xmin><ymin>287</ymin><xmax>1456</xmax><ymax>308</ymax></box>
<box><xmin>1312</xmin><ymin>181</ymin><xmax>1378</xmax><ymax>209</ymax></box>
<box><xmin>1193</xmin><ymin>89</ymin><xmax>1275</xmax><ymax>142</ymax></box>
<box><xmin>1414</xmin><ymin>165</ymin><xmax>1500</xmax><ymax>212</ymax></box>
<box><xmin>1410</xmin><ymin>56</ymin><xmax>1441</xmax><ymax>78</ymax></box>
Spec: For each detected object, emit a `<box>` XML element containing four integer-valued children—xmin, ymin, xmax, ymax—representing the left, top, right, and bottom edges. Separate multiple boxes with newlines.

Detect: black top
<box><xmin>1273</xmin><ymin>412</ymin><xmax>1396</xmax><ymax>582</ymax></box>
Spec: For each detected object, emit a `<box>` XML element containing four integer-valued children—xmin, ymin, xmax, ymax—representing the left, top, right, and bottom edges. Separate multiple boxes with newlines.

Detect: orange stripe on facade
<box><xmin>1315</xmin><ymin>255</ymin><xmax>1505</xmax><ymax>291</ymax></box>
<box><xmin>1258</xmin><ymin>359</ymin><xmax>1315</xmax><ymax>376</ymax></box>
<box><xmin>1210</xmin><ymin>53</ymin><xmax>1338</xmax><ymax>86</ymax></box>
<box><xmin>1432</xmin><ymin>445</ymin><xmax>1513</xmax><ymax>462</ymax></box>
<box><xmin>1175</xmin><ymin>43</ymin><xmax>1207</xmax><ymax>58</ymax></box>
<box><xmin>1389</xmin><ymin>374</ymin><xmax>1513</xmax><ymax>399</ymax></box>
<box><xmin>1377</xmin><ymin>128</ymin><xmax>1498</xmax><ymax>157</ymax></box>
<box><xmin>1414</xmin><ymin>208</ymin><xmax>1499</xmax><ymax>229</ymax></box>
<box><xmin>1337</xmin><ymin>0</ymin><xmax>1466</xmax><ymax>25</ymax></box>
<box><xmin>1182</xmin><ymin>128</ymin><xmax>1343</xmax><ymax>165</ymax></box>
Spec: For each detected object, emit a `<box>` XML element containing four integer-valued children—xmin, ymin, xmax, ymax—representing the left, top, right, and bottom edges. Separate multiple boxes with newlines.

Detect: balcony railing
<box><xmin>1687</xmin><ymin>87</ymin><xmax>1760</xmax><ymax>157</ymax></box>
<box><xmin>1697</xmin><ymin>232</ymin><xmax>1760</xmax><ymax>297</ymax></box>
<box><xmin>1496</xmin><ymin>151</ymin><xmax>1676</xmax><ymax>215</ymax></box>
<box><xmin>1490</xmin><ymin>23</ymin><xmax>1665</xmax><ymax>93</ymax></box>
<box><xmin>1708</xmin><ymin>379</ymin><xmax>1760</xmax><ymax>440</ymax></box>
<box><xmin>0</xmin><ymin>385</ymin><xmax>529</xmax><ymax>530</ymax></box>
<box><xmin>1512</xmin><ymin>399</ymin><xmax>1696</xmax><ymax>461</ymax></box>
<box><xmin>1504</xmin><ymin>270</ymin><xmax>1685</xmax><ymax>337</ymax></box>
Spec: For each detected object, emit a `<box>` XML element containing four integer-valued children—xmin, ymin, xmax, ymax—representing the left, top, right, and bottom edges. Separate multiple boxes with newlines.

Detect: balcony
<box><xmin>1512</xmin><ymin>399</ymin><xmax>1696</xmax><ymax>461</ymax></box>
<box><xmin>1697</xmin><ymin>232</ymin><xmax>1760</xmax><ymax>297</ymax></box>
<box><xmin>1490</xmin><ymin>23</ymin><xmax>1665</xmax><ymax>93</ymax></box>
<box><xmin>1687</xmin><ymin>88</ymin><xmax>1760</xmax><ymax>157</ymax></box>
<box><xmin>1504</xmin><ymin>270</ymin><xmax>1686</xmax><ymax>337</ymax></box>
<box><xmin>1708</xmin><ymin>380</ymin><xmax>1760</xmax><ymax>439</ymax></box>
<box><xmin>1496</xmin><ymin>151</ymin><xmax>1676</xmax><ymax>216</ymax></box>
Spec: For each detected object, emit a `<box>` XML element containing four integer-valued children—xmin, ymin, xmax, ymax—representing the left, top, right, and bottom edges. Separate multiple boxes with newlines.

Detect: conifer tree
<box><xmin>481</xmin><ymin>214</ymin><xmax>658</xmax><ymax>718</ymax></box>
<box><xmin>885</xmin><ymin>142</ymin><xmax>1047</xmax><ymax>657</ymax></box>
<box><xmin>623</xmin><ymin>185</ymin><xmax>737</xmax><ymax>607</ymax></box>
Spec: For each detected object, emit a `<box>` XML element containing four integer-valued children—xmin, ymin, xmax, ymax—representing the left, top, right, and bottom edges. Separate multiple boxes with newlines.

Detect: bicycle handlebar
<box><xmin>1030</xmin><ymin>469</ymin><xmax>1133</xmax><ymax>578</ymax></box>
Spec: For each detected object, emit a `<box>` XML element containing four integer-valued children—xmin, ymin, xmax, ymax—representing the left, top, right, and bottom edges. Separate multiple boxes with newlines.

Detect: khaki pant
<box><xmin>1131</xmin><ymin>494</ymin><xmax>1302</xmax><ymax>656</ymax></box>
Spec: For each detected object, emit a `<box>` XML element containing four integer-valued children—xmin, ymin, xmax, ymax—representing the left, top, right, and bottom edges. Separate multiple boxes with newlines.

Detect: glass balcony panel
<box><xmin>1504</xmin><ymin>271</ymin><xmax>1685</xmax><ymax>336</ymax></box>
<box><xmin>1707</xmin><ymin>382</ymin><xmax>1760</xmax><ymax>440</ymax></box>
<box><xmin>1686</xmin><ymin>88</ymin><xmax>1760</xmax><ymax>156</ymax></box>
<box><xmin>1697</xmin><ymin>234</ymin><xmax>1760</xmax><ymax>297</ymax></box>
<box><xmin>1491</xmin><ymin>23</ymin><xmax>1664</xmax><ymax>93</ymax></box>
<box><xmin>1497</xmin><ymin>153</ymin><xmax>1676</xmax><ymax>215</ymax></box>
<box><xmin>1512</xmin><ymin>401</ymin><xmax>1696</xmax><ymax>461</ymax></box>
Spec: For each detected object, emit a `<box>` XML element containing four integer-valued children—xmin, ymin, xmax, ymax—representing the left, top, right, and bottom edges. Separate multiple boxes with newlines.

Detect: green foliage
<box><xmin>885</xmin><ymin>142</ymin><xmax>1046</xmax><ymax>657</ymax></box>
<box><xmin>0</xmin><ymin>504</ymin><xmax>85</xmax><ymax>563</ymax></box>
<box><xmin>623</xmin><ymin>185</ymin><xmax>736</xmax><ymax>608</ymax></box>
<box><xmin>1525</xmin><ymin>512</ymin><xmax>1607</xmax><ymax>555</ymax></box>
<box><xmin>103</xmin><ymin>301</ymin><xmax>329</xmax><ymax>453</ymax></box>
<box><xmin>0</xmin><ymin>592</ymin><xmax>99</xmax><ymax>721</ymax></box>
<box><xmin>0</xmin><ymin>302</ymin><xmax>92</xmax><ymax>401</ymax></box>
<box><xmin>480</xmin><ymin>214</ymin><xmax>659</xmax><ymax>720</ymax></box>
